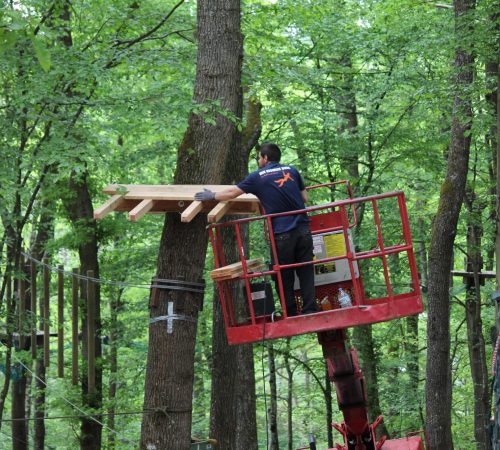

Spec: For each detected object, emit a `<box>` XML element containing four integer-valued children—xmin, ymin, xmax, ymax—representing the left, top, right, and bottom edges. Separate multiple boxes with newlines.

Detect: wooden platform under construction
<box><xmin>94</xmin><ymin>184</ymin><xmax>261</xmax><ymax>223</ymax></box>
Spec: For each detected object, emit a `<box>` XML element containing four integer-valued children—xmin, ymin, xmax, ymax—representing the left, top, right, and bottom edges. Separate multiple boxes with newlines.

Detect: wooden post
<box><xmin>57</xmin><ymin>265</ymin><xmax>64</xmax><ymax>378</ymax></box>
<box><xmin>43</xmin><ymin>258</ymin><xmax>50</xmax><ymax>367</ymax></box>
<box><xmin>71</xmin><ymin>268</ymin><xmax>79</xmax><ymax>386</ymax></box>
<box><xmin>87</xmin><ymin>270</ymin><xmax>95</xmax><ymax>394</ymax></box>
<box><xmin>30</xmin><ymin>259</ymin><xmax>37</xmax><ymax>360</ymax></box>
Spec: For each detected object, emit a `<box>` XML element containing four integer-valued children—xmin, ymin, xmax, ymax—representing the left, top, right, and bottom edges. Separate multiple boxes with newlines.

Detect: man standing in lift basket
<box><xmin>195</xmin><ymin>142</ymin><xmax>317</xmax><ymax>316</ymax></box>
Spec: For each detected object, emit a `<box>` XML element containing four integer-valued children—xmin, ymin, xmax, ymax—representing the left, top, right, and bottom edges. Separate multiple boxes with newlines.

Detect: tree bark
<box><xmin>283</xmin><ymin>339</ymin><xmax>294</xmax><ymax>450</ymax></box>
<box><xmin>268</xmin><ymin>343</ymin><xmax>279</xmax><ymax>450</ymax></box>
<box><xmin>352</xmin><ymin>325</ymin><xmax>389</xmax><ymax>439</ymax></box>
<box><xmin>425</xmin><ymin>1</ymin><xmax>475</xmax><ymax>447</ymax></box>
<box><xmin>107</xmin><ymin>287</ymin><xmax>124</xmax><ymax>450</ymax></box>
<box><xmin>11</xmin><ymin>263</ymin><xmax>30</xmax><ymax>450</ymax></box>
<box><xmin>62</xmin><ymin>170</ymin><xmax>103</xmax><ymax>450</ymax></box>
<box><xmin>463</xmin><ymin>196</ymin><xmax>491</xmax><ymax>450</ymax></box>
<box><xmin>209</xmin><ymin>96</ymin><xmax>258</xmax><ymax>450</ymax></box>
<box><xmin>140</xmin><ymin>2</ymin><xmax>242</xmax><ymax>448</ymax></box>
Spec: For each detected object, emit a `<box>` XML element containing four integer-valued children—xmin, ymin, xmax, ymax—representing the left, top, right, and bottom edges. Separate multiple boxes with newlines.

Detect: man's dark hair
<box><xmin>259</xmin><ymin>143</ymin><xmax>281</xmax><ymax>162</ymax></box>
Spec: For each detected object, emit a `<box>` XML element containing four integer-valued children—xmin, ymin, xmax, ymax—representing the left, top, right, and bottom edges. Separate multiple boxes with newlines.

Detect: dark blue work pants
<box><xmin>273</xmin><ymin>224</ymin><xmax>316</xmax><ymax>316</ymax></box>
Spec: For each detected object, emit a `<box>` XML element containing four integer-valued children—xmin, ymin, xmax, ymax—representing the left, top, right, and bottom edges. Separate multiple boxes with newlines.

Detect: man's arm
<box><xmin>214</xmin><ymin>186</ymin><xmax>245</xmax><ymax>201</ymax></box>
<box><xmin>194</xmin><ymin>186</ymin><xmax>245</xmax><ymax>202</ymax></box>
<box><xmin>301</xmin><ymin>189</ymin><xmax>308</xmax><ymax>203</ymax></box>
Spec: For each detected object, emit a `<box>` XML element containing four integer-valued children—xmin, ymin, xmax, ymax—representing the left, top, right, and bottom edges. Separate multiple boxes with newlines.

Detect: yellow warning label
<box><xmin>323</xmin><ymin>233</ymin><xmax>346</xmax><ymax>257</ymax></box>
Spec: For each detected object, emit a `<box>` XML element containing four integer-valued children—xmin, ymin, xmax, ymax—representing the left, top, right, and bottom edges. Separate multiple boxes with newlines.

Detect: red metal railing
<box><xmin>207</xmin><ymin>190</ymin><xmax>423</xmax><ymax>344</ymax></box>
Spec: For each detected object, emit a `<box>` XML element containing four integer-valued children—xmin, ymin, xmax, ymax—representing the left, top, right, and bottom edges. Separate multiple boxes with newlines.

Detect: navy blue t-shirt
<box><xmin>237</xmin><ymin>162</ymin><xmax>309</xmax><ymax>233</ymax></box>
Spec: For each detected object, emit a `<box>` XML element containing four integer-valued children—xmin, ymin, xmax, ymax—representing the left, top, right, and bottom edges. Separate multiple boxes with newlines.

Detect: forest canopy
<box><xmin>0</xmin><ymin>0</ymin><xmax>499</xmax><ymax>449</ymax></box>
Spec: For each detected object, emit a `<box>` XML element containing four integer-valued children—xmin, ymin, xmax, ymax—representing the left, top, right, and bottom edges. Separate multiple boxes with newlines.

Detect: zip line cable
<box><xmin>0</xmin><ymin>341</ymin><xmax>135</xmax><ymax>445</ymax></box>
<box><xmin>16</xmin><ymin>250</ymin><xmax>205</xmax><ymax>293</ymax></box>
<box><xmin>0</xmin><ymin>410</ymin><xmax>151</xmax><ymax>422</ymax></box>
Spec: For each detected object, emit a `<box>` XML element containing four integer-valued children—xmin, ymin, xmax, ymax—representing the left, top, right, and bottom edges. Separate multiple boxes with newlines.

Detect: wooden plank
<box><xmin>94</xmin><ymin>184</ymin><xmax>261</xmax><ymax>222</ymax></box>
<box><xmin>129</xmin><ymin>199</ymin><xmax>154</xmax><ymax>221</ymax></box>
<box><xmin>93</xmin><ymin>194</ymin><xmax>125</xmax><ymax>219</ymax></box>
<box><xmin>210</xmin><ymin>258</ymin><xmax>265</xmax><ymax>281</ymax></box>
<box><xmin>208</xmin><ymin>202</ymin><xmax>231</xmax><ymax>223</ymax></box>
<box><xmin>451</xmin><ymin>270</ymin><xmax>496</xmax><ymax>278</ymax></box>
<box><xmin>181</xmin><ymin>201</ymin><xmax>203</xmax><ymax>223</ymax></box>
<box><xmin>102</xmin><ymin>184</ymin><xmax>258</xmax><ymax>202</ymax></box>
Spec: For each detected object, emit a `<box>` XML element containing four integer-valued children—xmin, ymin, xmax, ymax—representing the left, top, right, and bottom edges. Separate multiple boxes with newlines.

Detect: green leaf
<box><xmin>31</xmin><ymin>36</ymin><xmax>51</xmax><ymax>72</ymax></box>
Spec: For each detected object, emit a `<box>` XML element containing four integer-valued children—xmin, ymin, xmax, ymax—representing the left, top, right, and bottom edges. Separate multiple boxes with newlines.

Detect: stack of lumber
<box><xmin>210</xmin><ymin>258</ymin><xmax>265</xmax><ymax>281</ymax></box>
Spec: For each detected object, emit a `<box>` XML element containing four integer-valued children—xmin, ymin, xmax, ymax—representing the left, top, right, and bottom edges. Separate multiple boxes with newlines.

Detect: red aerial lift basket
<box><xmin>208</xmin><ymin>183</ymin><xmax>423</xmax><ymax>345</ymax></box>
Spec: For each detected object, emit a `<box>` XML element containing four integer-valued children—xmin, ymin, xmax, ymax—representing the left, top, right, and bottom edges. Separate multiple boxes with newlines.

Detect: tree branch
<box><xmin>112</xmin><ymin>0</ymin><xmax>186</xmax><ymax>49</ymax></box>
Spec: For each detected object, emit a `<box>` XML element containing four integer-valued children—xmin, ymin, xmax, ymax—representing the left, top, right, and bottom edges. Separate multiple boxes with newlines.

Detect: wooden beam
<box><xmin>93</xmin><ymin>194</ymin><xmax>125</xmax><ymax>220</ymax></box>
<box><xmin>181</xmin><ymin>201</ymin><xmax>203</xmax><ymax>223</ymax></box>
<box><xmin>451</xmin><ymin>270</ymin><xmax>496</xmax><ymax>279</ymax></box>
<box><xmin>208</xmin><ymin>202</ymin><xmax>231</xmax><ymax>223</ymax></box>
<box><xmin>129</xmin><ymin>199</ymin><xmax>154</xmax><ymax>221</ymax></box>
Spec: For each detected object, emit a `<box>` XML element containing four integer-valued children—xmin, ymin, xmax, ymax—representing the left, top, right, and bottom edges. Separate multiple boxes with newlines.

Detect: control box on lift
<box><xmin>294</xmin><ymin>229</ymin><xmax>359</xmax><ymax>290</ymax></box>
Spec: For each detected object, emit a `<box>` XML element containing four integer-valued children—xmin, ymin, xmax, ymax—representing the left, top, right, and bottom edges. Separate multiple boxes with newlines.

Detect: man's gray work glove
<box><xmin>194</xmin><ymin>188</ymin><xmax>216</xmax><ymax>201</ymax></box>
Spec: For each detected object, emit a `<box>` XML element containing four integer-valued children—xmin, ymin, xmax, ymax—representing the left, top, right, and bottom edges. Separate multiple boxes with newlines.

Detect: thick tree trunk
<box><xmin>210</xmin><ymin>287</ymin><xmax>257</xmax><ymax>450</ymax></box>
<box><xmin>425</xmin><ymin>1</ymin><xmax>475</xmax><ymax>447</ymax></box>
<box><xmin>140</xmin><ymin>2</ymin><xmax>242</xmax><ymax>448</ymax></box>
<box><xmin>209</xmin><ymin>97</ymin><xmax>258</xmax><ymax>450</ymax></box>
<box><xmin>11</xmin><ymin>365</ymin><xmax>28</xmax><ymax>450</ymax></box>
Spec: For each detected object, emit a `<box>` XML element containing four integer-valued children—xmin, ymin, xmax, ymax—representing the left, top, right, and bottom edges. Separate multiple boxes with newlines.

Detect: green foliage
<box><xmin>0</xmin><ymin>0</ymin><xmax>498</xmax><ymax>447</ymax></box>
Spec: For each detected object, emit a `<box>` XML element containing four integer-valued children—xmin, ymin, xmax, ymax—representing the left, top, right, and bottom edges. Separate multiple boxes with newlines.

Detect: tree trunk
<box><xmin>464</xmin><ymin>199</ymin><xmax>491</xmax><ymax>450</ymax></box>
<box><xmin>108</xmin><ymin>287</ymin><xmax>123</xmax><ymax>450</ymax></box>
<box><xmin>283</xmin><ymin>339</ymin><xmax>294</xmax><ymax>450</ymax></box>
<box><xmin>425</xmin><ymin>1</ymin><xmax>475</xmax><ymax>447</ymax></box>
<box><xmin>33</xmin><ymin>357</ymin><xmax>46</xmax><ymax>450</ymax></box>
<box><xmin>324</xmin><ymin>363</ymin><xmax>333</xmax><ymax>448</ymax></box>
<box><xmin>268</xmin><ymin>343</ymin><xmax>279</xmax><ymax>450</ymax></box>
<box><xmin>140</xmin><ymin>1</ymin><xmax>242</xmax><ymax>448</ymax></box>
<box><xmin>209</xmin><ymin>96</ymin><xmax>258</xmax><ymax>450</ymax></box>
<box><xmin>62</xmin><ymin>170</ymin><xmax>102</xmax><ymax>450</ymax></box>
<box><xmin>352</xmin><ymin>325</ymin><xmax>389</xmax><ymax>439</ymax></box>
<box><xmin>11</xmin><ymin>263</ymin><xmax>30</xmax><ymax>450</ymax></box>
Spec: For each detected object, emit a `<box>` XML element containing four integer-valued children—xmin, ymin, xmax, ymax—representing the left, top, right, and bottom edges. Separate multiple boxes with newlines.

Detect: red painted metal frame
<box><xmin>207</xmin><ymin>189</ymin><xmax>423</xmax><ymax>346</ymax></box>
